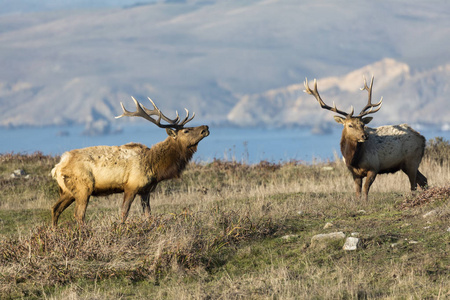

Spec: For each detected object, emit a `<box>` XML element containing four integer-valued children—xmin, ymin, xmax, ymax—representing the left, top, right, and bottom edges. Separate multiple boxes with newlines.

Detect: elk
<box><xmin>304</xmin><ymin>76</ymin><xmax>427</xmax><ymax>201</ymax></box>
<box><xmin>51</xmin><ymin>97</ymin><xmax>209</xmax><ymax>226</ymax></box>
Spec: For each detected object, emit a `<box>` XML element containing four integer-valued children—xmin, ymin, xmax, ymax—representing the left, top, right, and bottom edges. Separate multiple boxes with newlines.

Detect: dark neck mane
<box><xmin>148</xmin><ymin>138</ymin><xmax>197</xmax><ymax>182</ymax></box>
<box><xmin>340</xmin><ymin>135</ymin><xmax>363</xmax><ymax>168</ymax></box>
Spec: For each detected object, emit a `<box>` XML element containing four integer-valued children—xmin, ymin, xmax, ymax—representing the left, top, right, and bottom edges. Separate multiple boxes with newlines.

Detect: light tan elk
<box><xmin>51</xmin><ymin>97</ymin><xmax>209</xmax><ymax>226</ymax></box>
<box><xmin>304</xmin><ymin>76</ymin><xmax>427</xmax><ymax>201</ymax></box>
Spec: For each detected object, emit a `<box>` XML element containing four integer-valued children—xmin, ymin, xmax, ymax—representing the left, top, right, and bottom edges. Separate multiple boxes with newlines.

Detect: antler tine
<box><xmin>178</xmin><ymin>108</ymin><xmax>196</xmax><ymax>126</ymax></box>
<box><xmin>116</xmin><ymin>96</ymin><xmax>196</xmax><ymax>129</ymax></box>
<box><xmin>145</xmin><ymin>97</ymin><xmax>180</xmax><ymax>124</ymax></box>
<box><xmin>116</xmin><ymin>96</ymin><xmax>177</xmax><ymax>128</ymax></box>
<box><xmin>304</xmin><ymin>77</ymin><xmax>353</xmax><ymax>117</ymax></box>
<box><xmin>357</xmin><ymin>75</ymin><xmax>383</xmax><ymax>118</ymax></box>
<box><xmin>115</xmin><ymin>96</ymin><xmax>158</xmax><ymax>123</ymax></box>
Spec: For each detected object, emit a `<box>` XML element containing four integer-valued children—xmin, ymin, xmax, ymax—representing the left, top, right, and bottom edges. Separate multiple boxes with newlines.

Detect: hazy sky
<box><xmin>0</xmin><ymin>0</ymin><xmax>157</xmax><ymax>15</ymax></box>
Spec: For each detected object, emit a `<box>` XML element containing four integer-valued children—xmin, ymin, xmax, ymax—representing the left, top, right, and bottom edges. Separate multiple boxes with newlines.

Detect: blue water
<box><xmin>1</xmin><ymin>125</ymin><xmax>449</xmax><ymax>164</ymax></box>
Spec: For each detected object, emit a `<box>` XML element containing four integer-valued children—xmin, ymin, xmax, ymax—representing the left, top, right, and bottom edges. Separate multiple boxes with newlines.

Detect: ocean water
<box><xmin>1</xmin><ymin>125</ymin><xmax>449</xmax><ymax>164</ymax></box>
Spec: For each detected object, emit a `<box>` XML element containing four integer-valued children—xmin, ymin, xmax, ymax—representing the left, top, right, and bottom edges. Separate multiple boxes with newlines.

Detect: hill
<box><xmin>229</xmin><ymin>58</ymin><xmax>450</xmax><ymax>129</ymax></box>
<box><xmin>0</xmin><ymin>0</ymin><xmax>449</xmax><ymax>128</ymax></box>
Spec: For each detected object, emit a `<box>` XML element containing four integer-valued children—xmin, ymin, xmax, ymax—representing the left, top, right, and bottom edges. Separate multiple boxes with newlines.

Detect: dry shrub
<box><xmin>425</xmin><ymin>137</ymin><xmax>450</xmax><ymax>165</ymax></box>
<box><xmin>0</xmin><ymin>208</ymin><xmax>280</xmax><ymax>296</ymax></box>
<box><xmin>401</xmin><ymin>186</ymin><xmax>450</xmax><ymax>209</ymax></box>
<box><xmin>0</xmin><ymin>151</ymin><xmax>58</xmax><ymax>171</ymax></box>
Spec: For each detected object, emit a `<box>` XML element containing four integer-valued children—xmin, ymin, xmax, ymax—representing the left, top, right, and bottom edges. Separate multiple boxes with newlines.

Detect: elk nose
<box><xmin>201</xmin><ymin>126</ymin><xmax>209</xmax><ymax>136</ymax></box>
<box><xmin>358</xmin><ymin>133</ymin><xmax>368</xmax><ymax>143</ymax></box>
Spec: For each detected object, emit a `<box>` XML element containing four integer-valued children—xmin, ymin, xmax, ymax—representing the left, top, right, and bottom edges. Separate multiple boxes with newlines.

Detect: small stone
<box><xmin>408</xmin><ymin>240</ymin><xmax>419</xmax><ymax>244</ymax></box>
<box><xmin>322</xmin><ymin>166</ymin><xmax>334</xmax><ymax>171</ymax></box>
<box><xmin>14</xmin><ymin>169</ymin><xmax>26</xmax><ymax>176</ymax></box>
<box><xmin>351</xmin><ymin>232</ymin><xmax>359</xmax><ymax>237</ymax></box>
<box><xmin>311</xmin><ymin>232</ymin><xmax>346</xmax><ymax>249</ymax></box>
<box><xmin>281</xmin><ymin>234</ymin><xmax>298</xmax><ymax>240</ymax></box>
<box><xmin>343</xmin><ymin>237</ymin><xmax>360</xmax><ymax>250</ymax></box>
<box><xmin>423</xmin><ymin>210</ymin><xmax>438</xmax><ymax>219</ymax></box>
<box><xmin>323</xmin><ymin>222</ymin><xmax>334</xmax><ymax>229</ymax></box>
<box><xmin>10</xmin><ymin>169</ymin><xmax>27</xmax><ymax>178</ymax></box>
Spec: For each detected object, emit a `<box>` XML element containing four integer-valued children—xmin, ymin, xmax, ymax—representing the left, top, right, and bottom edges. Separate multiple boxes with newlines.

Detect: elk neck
<box><xmin>148</xmin><ymin>137</ymin><xmax>197</xmax><ymax>182</ymax></box>
<box><xmin>340</xmin><ymin>129</ymin><xmax>364</xmax><ymax>168</ymax></box>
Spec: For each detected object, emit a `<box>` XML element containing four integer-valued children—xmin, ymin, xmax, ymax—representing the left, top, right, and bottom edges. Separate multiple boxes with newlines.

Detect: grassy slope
<box><xmin>0</xmin><ymin>144</ymin><xmax>449</xmax><ymax>299</ymax></box>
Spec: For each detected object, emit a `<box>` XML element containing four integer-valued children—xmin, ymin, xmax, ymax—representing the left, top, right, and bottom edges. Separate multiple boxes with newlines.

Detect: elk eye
<box><xmin>348</xmin><ymin>124</ymin><xmax>353</xmax><ymax>128</ymax></box>
<box><xmin>183</xmin><ymin>130</ymin><xmax>189</xmax><ymax>134</ymax></box>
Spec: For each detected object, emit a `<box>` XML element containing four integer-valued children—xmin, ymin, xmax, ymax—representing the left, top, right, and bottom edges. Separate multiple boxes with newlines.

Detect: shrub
<box><xmin>424</xmin><ymin>137</ymin><xmax>450</xmax><ymax>165</ymax></box>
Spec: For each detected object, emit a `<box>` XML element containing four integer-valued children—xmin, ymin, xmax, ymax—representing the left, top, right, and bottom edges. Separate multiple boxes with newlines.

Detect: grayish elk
<box><xmin>51</xmin><ymin>97</ymin><xmax>209</xmax><ymax>226</ymax></box>
<box><xmin>304</xmin><ymin>76</ymin><xmax>427</xmax><ymax>200</ymax></box>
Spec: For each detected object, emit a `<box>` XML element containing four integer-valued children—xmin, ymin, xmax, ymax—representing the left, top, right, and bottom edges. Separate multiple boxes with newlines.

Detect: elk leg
<box><xmin>121</xmin><ymin>190</ymin><xmax>137</xmax><ymax>223</ymax></box>
<box><xmin>140</xmin><ymin>183</ymin><xmax>157</xmax><ymax>219</ymax></box>
<box><xmin>362</xmin><ymin>171</ymin><xmax>377</xmax><ymax>201</ymax></box>
<box><xmin>140</xmin><ymin>193</ymin><xmax>151</xmax><ymax>218</ymax></box>
<box><xmin>51</xmin><ymin>192</ymin><xmax>75</xmax><ymax>227</ymax></box>
<box><xmin>73</xmin><ymin>194</ymin><xmax>90</xmax><ymax>225</ymax></box>
<box><xmin>353</xmin><ymin>176</ymin><xmax>362</xmax><ymax>198</ymax></box>
<box><xmin>403</xmin><ymin>168</ymin><xmax>418</xmax><ymax>191</ymax></box>
<box><xmin>416</xmin><ymin>170</ymin><xmax>428</xmax><ymax>190</ymax></box>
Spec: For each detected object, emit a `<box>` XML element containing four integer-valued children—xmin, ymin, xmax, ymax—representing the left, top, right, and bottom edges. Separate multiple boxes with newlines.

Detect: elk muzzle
<box><xmin>358</xmin><ymin>132</ymin><xmax>369</xmax><ymax>143</ymax></box>
<box><xmin>200</xmin><ymin>125</ymin><xmax>210</xmax><ymax>137</ymax></box>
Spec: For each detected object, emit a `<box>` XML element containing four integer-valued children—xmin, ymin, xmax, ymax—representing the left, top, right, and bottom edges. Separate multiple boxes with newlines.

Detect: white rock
<box><xmin>311</xmin><ymin>232</ymin><xmax>346</xmax><ymax>246</ymax></box>
<box><xmin>14</xmin><ymin>169</ymin><xmax>26</xmax><ymax>176</ymax></box>
<box><xmin>343</xmin><ymin>237</ymin><xmax>360</xmax><ymax>250</ymax></box>
<box><xmin>10</xmin><ymin>169</ymin><xmax>27</xmax><ymax>178</ymax></box>
<box><xmin>311</xmin><ymin>232</ymin><xmax>345</xmax><ymax>241</ymax></box>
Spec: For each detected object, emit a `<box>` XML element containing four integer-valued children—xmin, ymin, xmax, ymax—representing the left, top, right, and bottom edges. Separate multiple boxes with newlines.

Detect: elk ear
<box><xmin>166</xmin><ymin>128</ymin><xmax>177</xmax><ymax>139</ymax></box>
<box><xmin>362</xmin><ymin>117</ymin><xmax>373</xmax><ymax>124</ymax></box>
<box><xmin>333</xmin><ymin>116</ymin><xmax>346</xmax><ymax>125</ymax></box>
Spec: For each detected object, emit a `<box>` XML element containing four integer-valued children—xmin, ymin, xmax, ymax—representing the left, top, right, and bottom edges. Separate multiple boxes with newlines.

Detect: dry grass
<box><xmin>0</xmin><ymin>140</ymin><xmax>449</xmax><ymax>299</ymax></box>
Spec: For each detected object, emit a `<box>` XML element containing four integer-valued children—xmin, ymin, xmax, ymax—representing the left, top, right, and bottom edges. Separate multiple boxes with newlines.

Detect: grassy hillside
<box><xmin>0</xmin><ymin>139</ymin><xmax>449</xmax><ymax>299</ymax></box>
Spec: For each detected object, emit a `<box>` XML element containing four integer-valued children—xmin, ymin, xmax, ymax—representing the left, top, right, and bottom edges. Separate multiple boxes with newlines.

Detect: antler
<box><xmin>356</xmin><ymin>76</ymin><xmax>383</xmax><ymax>118</ymax></box>
<box><xmin>304</xmin><ymin>78</ymin><xmax>354</xmax><ymax>118</ymax></box>
<box><xmin>115</xmin><ymin>96</ymin><xmax>195</xmax><ymax>129</ymax></box>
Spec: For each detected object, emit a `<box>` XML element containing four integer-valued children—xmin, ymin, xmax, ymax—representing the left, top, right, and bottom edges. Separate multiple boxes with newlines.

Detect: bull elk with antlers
<box><xmin>51</xmin><ymin>97</ymin><xmax>209</xmax><ymax>226</ymax></box>
<box><xmin>304</xmin><ymin>76</ymin><xmax>427</xmax><ymax>201</ymax></box>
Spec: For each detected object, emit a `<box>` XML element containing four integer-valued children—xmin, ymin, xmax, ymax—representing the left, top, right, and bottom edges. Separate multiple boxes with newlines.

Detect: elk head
<box><xmin>304</xmin><ymin>76</ymin><xmax>383</xmax><ymax>143</ymax></box>
<box><xmin>116</xmin><ymin>96</ymin><xmax>209</xmax><ymax>148</ymax></box>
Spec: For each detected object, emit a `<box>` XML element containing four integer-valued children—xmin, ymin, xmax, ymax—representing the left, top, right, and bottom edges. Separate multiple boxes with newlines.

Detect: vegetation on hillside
<box><xmin>0</xmin><ymin>138</ymin><xmax>449</xmax><ymax>299</ymax></box>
